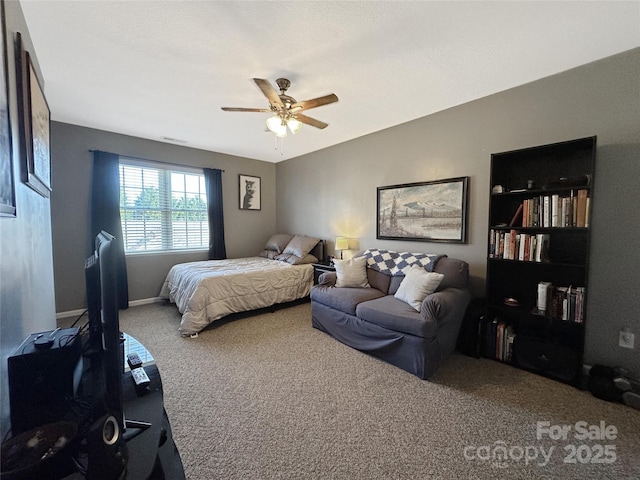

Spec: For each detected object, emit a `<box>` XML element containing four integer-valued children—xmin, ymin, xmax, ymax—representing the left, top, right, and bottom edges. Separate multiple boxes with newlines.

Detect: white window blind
<box><xmin>119</xmin><ymin>158</ymin><xmax>208</xmax><ymax>253</ymax></box>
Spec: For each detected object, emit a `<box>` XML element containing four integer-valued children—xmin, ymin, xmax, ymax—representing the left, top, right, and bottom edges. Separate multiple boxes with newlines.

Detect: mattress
<box><xmin>160</xmin><ymin>256</ymin><xmax>314</xmax><ymax>336</ymax></box>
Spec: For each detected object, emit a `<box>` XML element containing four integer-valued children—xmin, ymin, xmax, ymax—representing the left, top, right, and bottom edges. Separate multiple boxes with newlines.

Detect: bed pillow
<box><xmin>274</xmin><ymin>253</ymin><xmax>318</xmax><ymax>265</ymax></box>
<box><xmin>282</xmin><ymin>235</ymin><xmax>319</xmax><ymax>258</ymax></box>
<box><xmin>258</xmin><ymin>249</ymin><xmax>278</xmax><ymax>259</ymax></box>
<box><xmin>394</xmin><ymin>265</ymin><xmax>444</xmax><ymax>311</ymax></box>
<box><xmin>264</xmin><ymin>233</ymin><xmax>294</xmax><ymax>253</ymax></box>
<box><xmin>334</xmin><ymin>256</ymin><xmax>370</xmax><ymax>288</ymax></box>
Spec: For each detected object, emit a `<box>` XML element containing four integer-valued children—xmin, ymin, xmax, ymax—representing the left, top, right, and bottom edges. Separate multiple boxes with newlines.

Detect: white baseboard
<box><xmin>56</xmin><ymin>297</ymin><xmax>165</xmax><ymax>320</ymax></box>
<box><xmin>128</xmin><ymin>297</ymin><xmax>165</xmax><ymax>307</ymax></box>
<box><xmin>56</xmin><ymin>308</ymin><xmax>87</xmax><ymax>321</ymax></box>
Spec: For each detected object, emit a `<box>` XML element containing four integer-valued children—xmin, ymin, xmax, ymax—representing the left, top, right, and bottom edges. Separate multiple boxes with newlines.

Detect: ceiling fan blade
<box><xmin>295</xmin><ymin>113</ymin><xmax>329</xmax><ymax>129</ymax></box>
<box><xmin>221</xmin><ymin>107</ymin><xmax>271</xmax><ymax>112</ymax></box>
<box><xmin>253</xmin><ymin>78</ymin><xmax>284</xmax><ymax>108</ymax></box>
<box><xmin>291</xmin><ymin>93</ymin><xmax>338</xmax><ymax>112</ymax></box>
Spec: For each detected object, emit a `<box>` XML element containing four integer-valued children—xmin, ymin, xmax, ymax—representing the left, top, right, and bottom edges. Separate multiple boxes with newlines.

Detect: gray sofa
<box><xmin>310</xmin><ymin>254</ymin><xmax>471</xmax><ymax>379</ymax></box>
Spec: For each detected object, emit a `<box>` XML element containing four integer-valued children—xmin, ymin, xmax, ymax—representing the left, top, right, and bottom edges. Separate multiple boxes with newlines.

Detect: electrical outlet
<box><xmin>619</xmin><ymin>329</ymin><xmax>635</xmax><ymax>349</ymax></box>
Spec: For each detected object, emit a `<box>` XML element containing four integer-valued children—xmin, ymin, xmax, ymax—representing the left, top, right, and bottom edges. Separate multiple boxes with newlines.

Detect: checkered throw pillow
<box><xmin>362</xmin><ymin>249</ymin><xmax>445</xmax><ymax>276</ymax></box>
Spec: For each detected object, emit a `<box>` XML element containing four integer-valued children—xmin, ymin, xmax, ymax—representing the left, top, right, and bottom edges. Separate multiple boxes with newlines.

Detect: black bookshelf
<box><xmin>484</xmin><ymin>136</ymin><xmax>596</xmax><ymax>387</ymax></box>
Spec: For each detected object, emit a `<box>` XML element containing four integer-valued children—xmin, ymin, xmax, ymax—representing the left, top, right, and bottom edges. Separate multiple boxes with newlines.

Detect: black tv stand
<box><xmin>65</xmin><ymin>334</ymin><xmax>184</xmax><ymax>479</ymax></box>
<box><xmin>122</xmin><ymin>419</ymin><xmax>152</xmax><ymax>442</ymax></box>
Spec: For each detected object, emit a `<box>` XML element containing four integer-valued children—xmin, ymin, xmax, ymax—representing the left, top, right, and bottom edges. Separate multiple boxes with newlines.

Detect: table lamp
<box><xmin>335</xmin><ymin>237</ymin><xmax>349</xmax><ymax>259</ymax></box>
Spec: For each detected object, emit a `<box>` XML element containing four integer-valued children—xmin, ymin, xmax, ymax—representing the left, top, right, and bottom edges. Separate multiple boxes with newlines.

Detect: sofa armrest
<box><xmin>421</xmin><ymin>287</ymin><xmax>471</xmax><ymax>328</ymax></box>
<box><xmin>318</xmin><ymin>271</ymin><xmax>337</xmax><ymax>287</ymax></box>
<box><xmin>421</xmin><ymin>287</ymin><xmax>471</xmax><ymax>355</ymax></box>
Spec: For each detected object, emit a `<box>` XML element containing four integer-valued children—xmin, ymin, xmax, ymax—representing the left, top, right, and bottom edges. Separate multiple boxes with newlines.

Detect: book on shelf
<box><xmin>537</xmin><ymin>281</ymin><xmax>552</xmax><ymax>314</ymax></box>
<box><xmin>543</xmin><ymin>196</ymin><xmax>550</xmax><ymax>227</ymax></box>
<box><xmin>503</xmin><ymin>231</ymin><xmax>510</xmax><ymax>260</ymax></box>
<box><xmin>512</xmin><ymin>190</ymin><xmax>589</xmax><ymax>229</ymax></box>
<box><xmin>534</xmin><ymin>283</ymin><xmax>586</xmax><ymax>323</ymax></box>
<box><xmin>576</xmin><ymin>189</ymin><xmax>588</xmax><ymax>227</ymax></box>
<box><xmin>510</xmin><ymin>229</ymin><xmax>517</xmax><ymax>261</ymax></box>
<box><xmin>505</xmin><ymin>327</ymin><xmax>516</xmax><ymax>362</ymax></box>
<box><xmin>496</xmin><ymin>321</ymin><xmax>505</xmax><ymax>359</ymax></box>
<box><xmin>509</xmin><ymin>203</ymin><xmax>523</xmax><ymax>227</ymax></box>
<box><xmin>484</xmin><ymin>317</ymin><xmax>516</xmax><ymax>362</ymax></box>
<box><xmin>490</xmin><ymin>228</ymin><xmax>499</xmax><ymax>259</ymax></box>
<box><xmin>585</xmin><ymin>197</ymin><xmax>590</xmax><ymax>227</ymax></box>
<box><xmin>485</xmin><ymin>318</ymin><xmax>499</xmax><ymax>359</ymax></box>
<box><xmin>489</xmin><ymin>230</ymin><xmax>547</xmax><ymax>262</ymax></box>
<box><xmin>551</xmin><ymin>194</ymin><xmax>559</xmax><ymax>227</ymax></box>
<box><xmin>518</xmin><ymin>233</ymin><xmax>526</xmax><ymax>261</ymax></box>
<box><xmin>535</xmin><ymin>233</ymin><xmax>550</xmax><ymax>262</ymax></box>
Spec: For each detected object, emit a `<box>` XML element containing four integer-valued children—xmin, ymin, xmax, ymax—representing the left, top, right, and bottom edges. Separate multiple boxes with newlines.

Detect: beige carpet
<box><xmin>113</xmin><ymin>301</ymin><xmax>639</xmax><ymax>480</ymax></box>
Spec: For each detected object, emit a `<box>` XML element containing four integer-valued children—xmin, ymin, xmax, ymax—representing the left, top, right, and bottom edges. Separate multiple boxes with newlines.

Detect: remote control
<box><xmin>127</xmin><ymin>352</ymin><xmax>143</xmax><ymax>369</ymax></box>
<box><xmin>131</xmin><ymin>367</ymin><xmax>150</xmax><ymax>388</ymax></box>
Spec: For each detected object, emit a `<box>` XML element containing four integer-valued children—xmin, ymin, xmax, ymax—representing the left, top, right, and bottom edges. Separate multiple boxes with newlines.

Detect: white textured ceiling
<box><xmin>20</xmin><ymin>1</ymin><xmax>640</xmax><ymax>163</ymax></box>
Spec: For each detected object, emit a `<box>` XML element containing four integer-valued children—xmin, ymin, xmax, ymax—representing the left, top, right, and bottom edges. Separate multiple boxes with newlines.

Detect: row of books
<box><xmin>489</xmin><ymin>229</ymin><xmax>550</xmax><ymax>262</ymax></box>
<box><xmin>509</xmin><ymin>189</ymin><xmax>590</xmax><ymax>228</ymax></box>
<box><xmin>537</xmin><ymin>283</ymin><xmax>586</xmax><ymax>323</ymax></box>
<box><xmin>484</xmin><ymin>318</ymin><xmax>516</xmax><ymax>362</ymax></box>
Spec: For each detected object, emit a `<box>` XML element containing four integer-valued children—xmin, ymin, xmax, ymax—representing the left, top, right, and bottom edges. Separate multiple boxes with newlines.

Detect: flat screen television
<box><xmin>84</xmin><ymin>230</ymin><xmax>125</xmax><ymax>430</ymax></box>
<box><xmin>84</xmin><ymin>231</ymin><xmax>151</xmax><ymax>478</ymax></box>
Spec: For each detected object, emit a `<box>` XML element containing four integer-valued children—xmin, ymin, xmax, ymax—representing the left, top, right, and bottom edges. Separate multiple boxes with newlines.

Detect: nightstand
<box><xmin>312</xmin><ymin>262</ymin><xmax>335</xmax><ymax>285</ymax></box>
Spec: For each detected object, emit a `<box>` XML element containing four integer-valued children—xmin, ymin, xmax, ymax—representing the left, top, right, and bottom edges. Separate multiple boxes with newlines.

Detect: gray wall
<box><xmin>276</xmin><ymin>48</ymin><xmax>640</xmax><ymax>378</ymax></box>
<box><xmin>51</xmin><ymin>122</ymin><xmax>277</xmax><ymax>313</ymax></box>
<box><xmin>0</xmin><ymin>0</ymin><xmax>56</xmax><ymax>438</ymax></box>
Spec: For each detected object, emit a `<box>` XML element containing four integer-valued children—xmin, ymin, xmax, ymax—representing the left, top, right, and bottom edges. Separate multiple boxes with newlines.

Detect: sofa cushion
<box><xmin>388</xmin><ymin>275</ymin><xmax>404</xmax><ymax>296</ymax></box>
<box><xmin>393</xmin><ymin>265</ymin><xmax>444</xmax><ymax>311</ymax></box>
<box><xmin>356</xmin><ymin>296</ymin><xmax>438</xmax><ymax>339</ymax></box>
<box><xmin>366</xmin><ymin>268</ymin><xmax>391</xmax><ymax>294</ymax></box>
<box><xmin>334</xmin><ymin>256</ymin><xmax>370</xmax><ymax>288</ymax></box>
<box><xmin>311</xmin><ymin>285</ymin><xmax>385</xmax><ymax>316</ymax></box>
<box><xmin>433</xmin><ymin>257</ymin><xmax>469</xmax><ymax>290</ymax></box>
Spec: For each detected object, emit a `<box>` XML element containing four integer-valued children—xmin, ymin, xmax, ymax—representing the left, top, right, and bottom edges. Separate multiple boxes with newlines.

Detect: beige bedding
<box><xmin>160</xmin><ymin>257</ymin><xmax>314</xmax><ymax>336</ymax></box>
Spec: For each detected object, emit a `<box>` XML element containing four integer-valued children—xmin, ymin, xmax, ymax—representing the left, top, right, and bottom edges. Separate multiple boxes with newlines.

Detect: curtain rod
<box><xmin>88</xmin><ymin>149</ymin><xmax>225</xmax><ymax>172</ymax></box>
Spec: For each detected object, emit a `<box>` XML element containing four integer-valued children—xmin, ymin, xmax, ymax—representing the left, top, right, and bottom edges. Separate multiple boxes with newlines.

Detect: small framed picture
<box><xmin>239</xmin><ymin>174</ymin><xmax>261</xmax><ymax>210</ymax></box>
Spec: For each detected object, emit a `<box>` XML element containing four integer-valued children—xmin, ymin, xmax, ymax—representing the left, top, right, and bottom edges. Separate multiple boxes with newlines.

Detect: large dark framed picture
<box><xmin>0</xmin><ymin>1</ymin><xmax>15</xmax><ymax>216</ymax></box>
<box><xmin>377</xmin><ymin>176</ymin><xmax>469</xmax><ymax>243</ymax></box>
<box><xmin>16</xmin><ymin>32</ymin><xmax>51</xmax><ymax>198</ymax></box>
<box><xmin>239</xmin><ymin>174</ymin><xmax>261</xmax><ymax>210</ymax></box>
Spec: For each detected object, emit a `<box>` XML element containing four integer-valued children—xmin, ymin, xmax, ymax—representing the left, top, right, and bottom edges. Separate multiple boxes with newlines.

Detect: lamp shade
<box><xmin>266</xmin><ymin>116</ymin><xmax>287</xmax><ymax>137</ymax></box>
<box><xmin>286</xmin><ymin>117</ymin><xmax>302</xmax><ymax>134</ymax></box>
<box><xmin>335</xmin><ymin>237</ymin><xmax>349</xmax><ymax>251</ymax></box>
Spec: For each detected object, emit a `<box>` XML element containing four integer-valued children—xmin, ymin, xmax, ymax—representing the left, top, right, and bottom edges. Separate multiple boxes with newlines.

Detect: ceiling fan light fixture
<box><xmin>266</xmin><ymin>115</ymin><xmax>287</xmax><ymax>137</ymax></box>
<box><xmin>286</xmin><ymin>117</ymin><xmax>302</xmax><ymax>135</ymax></box>
<box><xmin>222</xmin><ymin>78</ymin><xmax>339</xmax><ymax>149</ymax></box>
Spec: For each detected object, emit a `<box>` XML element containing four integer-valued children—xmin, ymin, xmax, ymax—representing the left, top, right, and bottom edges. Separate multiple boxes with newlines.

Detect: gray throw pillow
<box><xmin>282</xmin><ymin>235</ymin><xmax>319</xmax><ymax>258</ymax></box>
<box><xmin>264</xmin><ymin>234</ymin><xmax>294</xmax><ymax>253</ymax></box>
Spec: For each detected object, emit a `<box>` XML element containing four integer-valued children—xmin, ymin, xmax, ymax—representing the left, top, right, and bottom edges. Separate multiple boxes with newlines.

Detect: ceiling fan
<box><xmin>221</xmin><ymin>78</ymin><xmax>338</xmax><ymax>137</ymax></box>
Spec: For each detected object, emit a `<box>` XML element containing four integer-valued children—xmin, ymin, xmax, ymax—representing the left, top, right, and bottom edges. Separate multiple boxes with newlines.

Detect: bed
<box><xmin>160</xmin><ymin>234</ymin><xmax>324</xmax><ymax>336</ymax></box>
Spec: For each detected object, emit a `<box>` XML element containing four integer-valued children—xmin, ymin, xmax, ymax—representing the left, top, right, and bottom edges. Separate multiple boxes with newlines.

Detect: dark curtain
<box><xmin>204</xmin><ymin>168</ymin><xmax>226</xmax><ymax>260</ymax></box>
<box><xmin>91</xmin><ymin>150</ymin><xmax>129</xmax><ymax>309</ymax></box>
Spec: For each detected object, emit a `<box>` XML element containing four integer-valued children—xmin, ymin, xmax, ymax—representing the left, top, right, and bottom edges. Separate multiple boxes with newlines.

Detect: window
<box><xmin>119</xmin><ymin>158</ymin><xmax>208</xmax><ymax>253</ymax></box>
